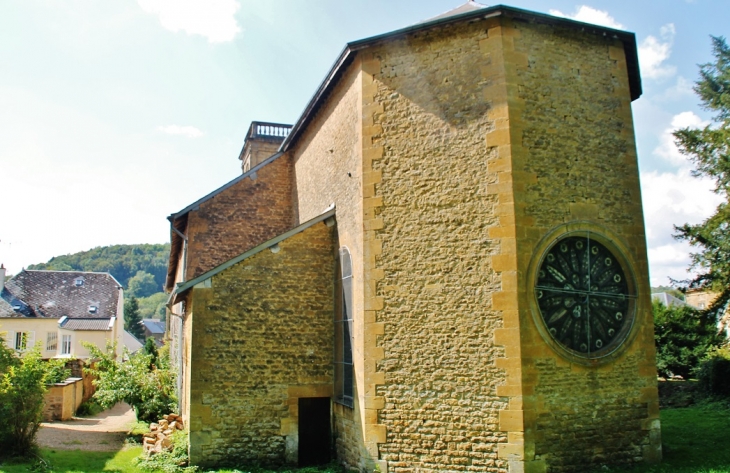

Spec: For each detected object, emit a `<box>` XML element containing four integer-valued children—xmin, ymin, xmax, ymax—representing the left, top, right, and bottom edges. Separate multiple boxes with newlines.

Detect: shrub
<box><xmin>44</xmin><ymin>359</ymin><xmax>72</xmax><ymax>385</ymax></box>
<box><xmin>83</xmin><ymin>341</ymin><xmax>176</xmax><ymax>422</ymax></box>
<box><xmin>0</xmin><ymin>341</ymin><xmax>65</xmax><ymax>456</ymax></box>
<box><xmin>75</xmin><ymin>399</ymin><xmax>104</xmax><ymax>417</ymax></box>
<box><xmin>696</xmin><ymin>346</ymin><xmax>730</xmax><ymax>397</ymax></box>
<box><xmin>653</xmin><ymin>300</ymin><xmax>724</xmax><ymax>379</ymax></box>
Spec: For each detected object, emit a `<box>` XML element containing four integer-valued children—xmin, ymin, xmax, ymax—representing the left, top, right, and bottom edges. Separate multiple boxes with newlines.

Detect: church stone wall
<box><xmin>292</xmin><ymin>64</ymin><xmax>367</xmax><ymax>470</ymax></box>
<box><xmin>185</xmin><ymin>223</ymin><xmax>335</xmax><ymax>468</ymax></box>
<box><xmin>185</xmin><ymin>155</ymin><xmax>295</xmax><ymax>281</ymax></box>
<box><xmin>504</xmin><ymin>20</ymin><xmax>660</xmax><ymax>472</ymax></box>
<box><xmin>365</xmin><ymin>18</ymin><xmax>510</xmax><ymax>472</ymax></box>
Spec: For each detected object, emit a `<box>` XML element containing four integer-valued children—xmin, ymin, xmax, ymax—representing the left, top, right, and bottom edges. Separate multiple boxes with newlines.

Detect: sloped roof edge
<box><xmin>279</xmin><ymin>4</ymin><xmax>641</xmax><ymax>153</ymax></box>
<box><xmin>21</xmin><ymin>269</ymin><xmax>123</xmax><ymax>287</ymax></box>
<box><xmin>168</xmin><ymin>151</ymin><xmax>285</xmax><ymax>222</ymax></box>
<box><xmin>165</xmin><ymin>150</ymin><xmax>285</xmax><ymax>291</ymax></box>
<box><xmin>172</xmin><ymin>207</ymin><xmax>336</xmax><ymax>299</ymax></box>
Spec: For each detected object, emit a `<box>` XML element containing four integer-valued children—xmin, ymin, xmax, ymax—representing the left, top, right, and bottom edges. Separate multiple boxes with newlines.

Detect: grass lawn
<box><xmin>0</xmin><ymin>446</ymin><xmax>143</xmax><ymax>473</ymax></box>
<box><xmin>595</xmin><ymin>403</ymin><xmax>730</xmax><ymax>473</ymax></box>
<box><xmin>1</xmin><ymin>405</ymin><xmax>729</xmax><ymax>473</ymax></box>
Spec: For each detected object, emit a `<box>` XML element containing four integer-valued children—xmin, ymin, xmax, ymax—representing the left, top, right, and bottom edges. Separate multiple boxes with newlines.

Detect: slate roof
<box><xmin>0</xmin><ymin>270</ymin><xmax>122</xmax><ymax>319</ymax></box>
<box><xmin>651</xmin><ymin>292</ymin><xmax>688</xmax><ymax>308</ymax></box>
<box><xmin>123</xmin><ymin>330</ymin><xmax>144</xmax><ymax>353</ymax></box>
<box><xmin>60</xmin><ymin>317</ymin><xmax>113</xmax><ymax>331</ymax></box>
<box><xmin>142</xmin><ymin>319</ymin><xmax>166</xmax><ymax>335</ymax></box>
<box><xmin>420</xmin><ymin>1</ymin><xmax>486</xmax><ymax>23</ymax></box>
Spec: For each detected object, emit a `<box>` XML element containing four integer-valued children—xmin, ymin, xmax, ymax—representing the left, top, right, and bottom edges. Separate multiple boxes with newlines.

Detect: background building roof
<box><xmin>0</xmin><ymin>270</ymin><xmax>121</xmax><ymax>319</ymax></box>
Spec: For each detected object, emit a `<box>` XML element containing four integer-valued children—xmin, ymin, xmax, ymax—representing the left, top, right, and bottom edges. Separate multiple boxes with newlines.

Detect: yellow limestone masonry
<box><xmin>176</xmin><ymin>10</ymin><xmax>659</xmax><ymax>473</ymax></box>
<box><xmin>361</xmin><ymin>16</ymin><xmax>659</xmax><ymax>473</ymax></box>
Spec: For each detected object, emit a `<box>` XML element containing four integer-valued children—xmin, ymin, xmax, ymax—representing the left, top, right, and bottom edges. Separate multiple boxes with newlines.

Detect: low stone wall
<box><xmin>43</xmin><ymin>377</ymin><xmax>83</xmax><ymax>421</ymax></box>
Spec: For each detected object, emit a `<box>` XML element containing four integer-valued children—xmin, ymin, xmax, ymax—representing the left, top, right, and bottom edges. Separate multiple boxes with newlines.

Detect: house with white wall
<box><xmin>0</xmin><ymin>267</ymin><xmax>124</xmax><ymax>359</ymax></box>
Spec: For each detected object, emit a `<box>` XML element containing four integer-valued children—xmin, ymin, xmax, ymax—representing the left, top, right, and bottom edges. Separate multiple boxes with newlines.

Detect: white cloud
<box><xmin>137</xmin><ymin>0</ymin><xmax>241</xmax><ymax>43</ymax></box>
<box><xmin>639</xmin><ymin>24</ymin><xmax>677</xmax><ymax>80</ymax></box>
<box><xmin>653</xmin><ymin>111</ymin><xmax>709</xmax><ymax>169</ymax></box>
<box><xmin>157</xmin><ymin>125</ymin><xmax>204</xmax><ymax>138</ymax></box>
<box><xmin>657</xmin><ymin>76</ymin><xmax>694</xmax><ymax>101</ymax></box>
<box><xmin>548</xmin><ymin>6</ymin><xmax>624</xmax><ymax>30</ymax></box>
<box><xmin>641</xmin><ymin>169</ymin><xmax>721</xmax><ymax>286</ymax></box>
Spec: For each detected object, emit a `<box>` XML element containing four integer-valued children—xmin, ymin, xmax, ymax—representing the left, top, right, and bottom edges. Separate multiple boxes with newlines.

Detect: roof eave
<box><xmin>280</xmin><ymin>5</ymin><xmax>641</xmax><ymax>153</ymax></box>
<box><xmin>171</xmin><ymin>207</ymin><xmax>336</xmax><ymax>302</ymax></box>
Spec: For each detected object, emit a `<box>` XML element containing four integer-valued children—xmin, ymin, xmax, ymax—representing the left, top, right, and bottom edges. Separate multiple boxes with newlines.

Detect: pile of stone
<box><xmin>143</xmin><ymin>414</ymin><xmax>184</xmax><ymax>454</ymax></box>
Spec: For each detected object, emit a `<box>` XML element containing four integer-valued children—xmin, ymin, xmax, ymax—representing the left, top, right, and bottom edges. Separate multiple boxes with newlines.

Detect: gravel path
<box><xmin>36</xmin><ymin>402</ymin><xmax>137</xmax><ymax>451</ymax></box>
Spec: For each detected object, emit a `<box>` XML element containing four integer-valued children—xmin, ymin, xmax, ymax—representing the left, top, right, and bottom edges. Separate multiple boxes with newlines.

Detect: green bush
<box><xmin>83</xmin><ymin>341</ymin><xmax>176</xmax><ymax>422</ymax></box>
<box><xmin>696</xmin><ymin>346</ymin><xmax>730</xmax><ymax>397</ymax></box>
<box><xmin>44</xmin><ymin>359</ymin><xmax>72</xmax><ymax>385</ymax></box>
<box><xmin>75</xmin><ymin>400</ymin><xmax>104</xmax><ymax>417</ymax></box>
<box><xmin>0</xmin><ymin>340</ymin><xmax>66</xmax><ymax>456</ymax></box>
<box><xmin>653</xmin><ymin>300</ymin><xmax>724</xmax><ymax>379</ymax></box>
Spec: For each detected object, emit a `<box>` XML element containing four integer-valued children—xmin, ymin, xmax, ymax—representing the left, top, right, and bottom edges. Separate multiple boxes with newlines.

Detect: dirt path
<box><xmin>36</xmin><ymin>402</ymin><xmax>137</xmax><ymax>451</ymax></box>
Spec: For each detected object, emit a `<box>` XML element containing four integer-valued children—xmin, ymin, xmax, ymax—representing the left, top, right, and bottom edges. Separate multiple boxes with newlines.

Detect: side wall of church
<box><xmin>364</xmin><ymin>18</ymin><xmax>510</xmax><ymax>472</ymax></box>
<box><xmin>185</xmin><ymin>155</ymin><xmax>295</xmax><ymax>281</ymax></box>
<box><xmin>185</xmin><ymin>222</ymin><xmax>335</xmax><ymax>468</ymax></box>
<box><xmin>291</xmin><ymin>64</ymin><xmax>368</xmax><ymax>469</ymax></box>
<box><xmin>502</xmin><ymin>19</ymin><xmax>660</xmax><ymax>472</ymax></box>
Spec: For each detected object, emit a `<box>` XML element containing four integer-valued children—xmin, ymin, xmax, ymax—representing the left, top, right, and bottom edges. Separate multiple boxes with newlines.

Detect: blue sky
<box><xmin>0</xmin><ymin>0</ymin><xmax>727</xmax><ymax>287</ymax></box>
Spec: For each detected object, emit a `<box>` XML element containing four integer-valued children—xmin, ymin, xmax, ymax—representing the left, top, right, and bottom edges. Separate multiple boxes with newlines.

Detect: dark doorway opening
<box><xmin>298</xmin><ymin>397</ymin><xmax>331</xmax><ymax>467</ymax></box>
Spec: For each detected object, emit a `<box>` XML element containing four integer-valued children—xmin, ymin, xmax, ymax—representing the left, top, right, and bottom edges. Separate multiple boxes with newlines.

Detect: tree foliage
<box><xmin>138</xmin><ymin>292</ymin><xmax>168</xmax><ymax>320</ymax></box>
<box><xmin>125</xmin><ymin>296</ymin><xmax>145</xmax><ymax>340</ymax></box>
<box><xmin>84</xmin><ymin>342</ymin><xmax>176</xmax><ymax>422</ymax></box>
<box><xmin>0</xmin><ymin>339</ymin><xmax>71</xmax><ymax>456</ymax></box>
<box><xmin>674</xmin><ymin>36</ymin><xmax>730</xmax><ymax>316</ymax></box>
<box><xmin>128</xmin><ymin>270</ymin><xmax>160</xmax><ymax>299</ymax></box>
<box><xmin>653</xmin><ymin>300</ymin><xmax>723</xmax><ymax>379</ymax></box>
<box><xmin>27</xmin><ymin>243</ymin><xmax>170</xmax><ymax>290</ymax></box>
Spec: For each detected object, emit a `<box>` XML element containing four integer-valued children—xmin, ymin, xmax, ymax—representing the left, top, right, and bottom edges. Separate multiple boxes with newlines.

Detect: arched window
<box><xmin>335</xmin><ymin>247</ymin><xmax>353</xmax><ymax>407</ymax></box>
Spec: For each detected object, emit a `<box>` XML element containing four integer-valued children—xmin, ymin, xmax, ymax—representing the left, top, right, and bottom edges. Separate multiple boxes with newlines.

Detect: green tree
<box><xmin>28</xmin><ymin>243</ymin><xmax>170</xmax><ymax>289</ymax></box>
<box><xmin>138</xmin><ymin>292</ymin><xmax>168</xmax><ymax>320</ymax></box>
<box><xmin>125</xmin><ymin>296</ymin><xmax>145</xmax><ymax>340</ymax></box>
<box><xmin>653</xmin><ymin>300</ymin><xmax>724</xmax><ymax>379</ymax></box>
<box><xmin>0</xmin><ymin>339</ymin><xmax>70</xmax><ymax>456</ymax></box>
<box><xmin>143</xmin><ymin>337</ymin><xmax>159</xmax><ymax>369</ymax></box>
<box><xmin>127</xmin><ymin>270</ymin><xmax>159</xmax><ymax>298</ymax></box>
<box><xmin>674</xmin><ymin>36</ymin><xmax>730</xmax><ymax>316</ymax></box>
<box><xmin>83</xmin><ymin>342</ymin><xmax>176</xmax><ymax>422</ymax></box>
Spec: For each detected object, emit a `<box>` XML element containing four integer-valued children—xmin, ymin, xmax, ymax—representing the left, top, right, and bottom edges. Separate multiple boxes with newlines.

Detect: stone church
<box><xmin>165</xmin><ymin>3</ymin><xmax>661</xmax><ymax>472</ymax></box>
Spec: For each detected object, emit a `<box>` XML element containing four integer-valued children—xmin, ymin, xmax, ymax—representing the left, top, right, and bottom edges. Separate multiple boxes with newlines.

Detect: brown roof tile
<box><xmin>0</xmin><ymin>270</ymin><xmax>122</xmax><ymax>319</ymax></box>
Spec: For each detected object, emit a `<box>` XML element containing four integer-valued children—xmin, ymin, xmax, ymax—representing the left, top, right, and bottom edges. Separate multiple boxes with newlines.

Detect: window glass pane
<box><xmin>335</xmin><ymin>247</ymin><xmax>354</xmax><ymax>407</ymax></box>
<box><xmin>61</xmin><ymin>335</ymin><xmax>72</xmax><ymax>355</ymax></box>
<box><xmin>344</xmin><ymin>363</ymin><xmax>353</xmax><ymax>399</ymax></box>
<box><xmin>46</xmin><ymin>332</ymin><xmax>58</xmax><ymax>351</ymax></box>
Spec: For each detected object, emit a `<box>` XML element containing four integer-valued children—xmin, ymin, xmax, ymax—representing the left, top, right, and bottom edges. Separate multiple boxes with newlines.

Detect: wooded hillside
<box><xmin>27</xmin><ymin>243</ymin><xmax>169</xmax><ymax>290</ymax></box>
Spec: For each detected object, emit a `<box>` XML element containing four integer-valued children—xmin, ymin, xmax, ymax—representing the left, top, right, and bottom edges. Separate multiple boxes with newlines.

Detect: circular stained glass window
<box><xmin>534</xmin><ymin>234</ymin><xmax>636</xmax><ymax>359</ymax></box>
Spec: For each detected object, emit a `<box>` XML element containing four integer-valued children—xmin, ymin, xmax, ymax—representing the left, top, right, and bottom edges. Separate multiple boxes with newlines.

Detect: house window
<box><xmin>74</xmin><ymin>277</ymin><xmax>84</xmax><ymax>287</ymax></box>
<box><xmin>15</xmin><ymin>332</ymin><xmax>30</xmax><ymax>351</ymax></box>
<box><xmin>61</xmin><ymin>335</ymin><xmax>72</xmax><ymax>355</ymax></box>
<box><xmin>335</xmin><ymin>247</ymin><xmax>354</xmax><ymax>407</ymax></box>
<box><xmin>46</xmin><ymin>332</ymin><xmax>58</xmax><ymax>351</ymax></box>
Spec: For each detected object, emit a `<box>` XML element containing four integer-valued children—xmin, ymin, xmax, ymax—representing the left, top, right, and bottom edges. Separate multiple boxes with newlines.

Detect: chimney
<box><xmin>0</xmin><ymin>264</ymin><xmax>5</xmax><ymax>292</ymax></box>
<box><xmin>238</xmin><ymin>121</ymin><xmax>292</xmax><ymax>174</ymax></box>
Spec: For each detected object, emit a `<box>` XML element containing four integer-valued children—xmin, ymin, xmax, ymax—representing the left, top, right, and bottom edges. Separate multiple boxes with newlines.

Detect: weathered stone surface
<box><xmin>186</xmin><ymin>222</ymin><xmax>335</xmax><ymax>468</ymax></box>
<box><xmin>368</xmin><ymin>18</ymin><xmax>508</xmax><ymax>473</ymax></box>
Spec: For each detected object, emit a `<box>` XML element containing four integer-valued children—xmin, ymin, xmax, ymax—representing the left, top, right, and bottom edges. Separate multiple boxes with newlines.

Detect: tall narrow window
<box><xmin>46</xmin><ymin>332</ymin><xmax>58</xmax><ymax>351</ymax></box>
<box><xmin>61</xmin><ymin>335</ymin><xmax>72</xmax><ymax>355</ymax></box>
<box><xmin>15</xmin><ymin>332</ymin><xmax>29</xmax><ymax>351</ymax></box>
<box><xmin>335</xmin><ymin>247</ymin><xmax>354</xmax><ymax>407</ymax></box>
